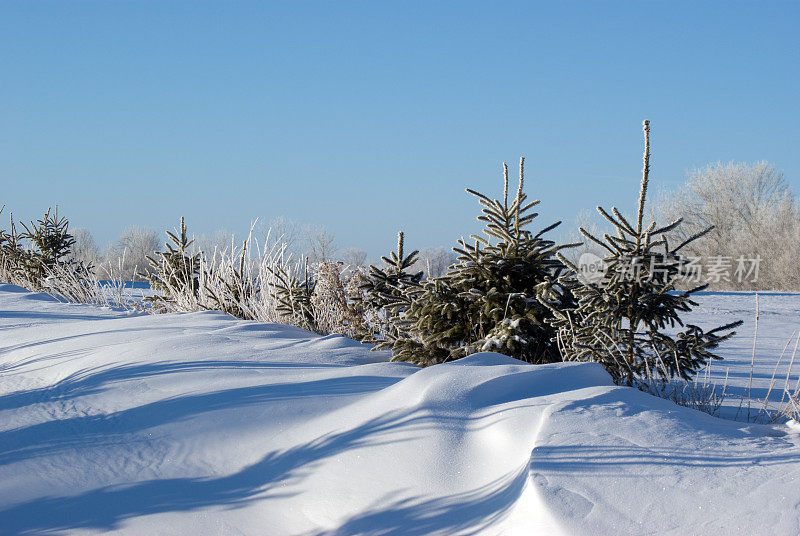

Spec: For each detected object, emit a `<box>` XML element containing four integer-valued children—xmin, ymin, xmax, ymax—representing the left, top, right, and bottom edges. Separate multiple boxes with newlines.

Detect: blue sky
<box><xmin>1</xmin><ymin>1</ymin><xmax>798</xmax><ymax>257</ymax></box>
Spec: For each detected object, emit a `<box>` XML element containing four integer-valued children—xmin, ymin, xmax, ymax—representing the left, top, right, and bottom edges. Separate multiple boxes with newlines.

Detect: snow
<box><xmin>682</xmin><ymin>291</ymin><xmax>800</xmax><ymax>420</ymax></box>
<box><xmin>1</xmin><ymin>283</ymin><xmax>799</xmax><ymax>534</ymax></box>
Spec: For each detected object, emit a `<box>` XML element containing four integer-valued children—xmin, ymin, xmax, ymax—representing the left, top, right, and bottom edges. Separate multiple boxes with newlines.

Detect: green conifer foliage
<box><xmin>0</xmin><ymin>208</ymin><xmax>21</xmax><ymax>282</ymax></box>
<box><xmin>0</xmin><ymin>205</ymin><xmax>8</xmax><ymax>250</ymax></box>
<box><xmin>20</xmin><ymin>207</ymin><xmax>76</xmax><ymax>268</ymax></box>
<box><xmin>270</xmin><ymin>259</ymin><xmax>317</xmax><ymax>331</ymax></box>
<box><xmin>7</xmin><ymin>207</ymin><xmax>89</xmax><ymax>290</ymax></box>
<box><xmin>547</xmin><ymin>121</ymin><xmax>742</xmax><ymax>385</ymax></box>
<box><xmin>204</xmin><ymin>240</ymin><xmax>253</xmax><ymax>319</ymax></box>
<box><xmin>388</xmin><ymin>158</ymin><xmax>575</xmax><ymax>366</ymax></box>
<box><xmin>359</xmin><ymin>231</ymin><xmax>423</xmax><ymax>343</ymax></box>
<box><xmin>145</xmin><ymin>217</ymin><xmax>201</xmax><ymax>303</ymax></box>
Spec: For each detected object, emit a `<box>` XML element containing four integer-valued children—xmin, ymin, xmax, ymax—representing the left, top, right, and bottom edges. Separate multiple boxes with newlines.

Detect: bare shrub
<box><xmin>41</xmin><ymin>259</ymin><xmax>138</xmax><ymax>311</ymax></box>
<box><xmin>310</xmin><ymin>262</ymin><xmax>366</xmax><ymax>339</ymax></box>
<box><xmin>636</xmin><ymin>364</ymin><xmax>729</xmax><ymax>417</ymax></box>
<box><xmin>145</xmin><ymin>226</ymin><xmax>303</xmax><ymax>325</ymax></box>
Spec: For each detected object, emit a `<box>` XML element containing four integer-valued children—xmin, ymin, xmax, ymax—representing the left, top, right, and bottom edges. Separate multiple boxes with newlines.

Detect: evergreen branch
<box><xmin>596</xmin><ymin>206</ymin><xmax>634</xmax><ymax>237</ymax></box>
<box><xmin>636</xmin><ymin>119</ymin><xmax>651</xmax><ymax>237</ymax></box>
<box><xmin>556</xmin><ymin>252</ymin><xmax>580</xmax><ymax>274</ymax></box>
<box><xmin>612</xmin><ymin>207</ymin><xmax>637</xmax><ymax>236</ymax></box>
<box><xmin>652</xmin><ymin>217</ymin><xmax>683</xmax><ymax>236</ymax></box>
<box><xmin>465</xmin><ymin>188</ymin><xmax>494</xmax><ymax>206</ymax></box>
<box><xmin>503</xmin><ymin>162</ymin><xmax>509</xmax><ymax>210</ymax></box>
<box><xmin>579</xmin><ymin>227</ymin><xmax>615</xmax><ymax>254</ymax></box>
<box><xmin>534</xmin><ymin>221</ymin><xmax>561</xmax><ymax>238</ymax></box>
<box><xmin>674</xmin><ymin>225</ymin><xmax>714</xmax><ymax>253</ymax></box>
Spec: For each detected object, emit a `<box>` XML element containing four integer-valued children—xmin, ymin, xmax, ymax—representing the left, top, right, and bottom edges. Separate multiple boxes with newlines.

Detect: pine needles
<box><xmin>547</xmin><ymin>120</ymin><xmax>743</xmax><ymax>385</ymax></box>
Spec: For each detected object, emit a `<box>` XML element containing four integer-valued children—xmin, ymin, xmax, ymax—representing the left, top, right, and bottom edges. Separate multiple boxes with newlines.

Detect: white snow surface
<box><xmin>1</xmin><ymin>283</ymin><xmax>799</xmax><ymax>535</ymax></box>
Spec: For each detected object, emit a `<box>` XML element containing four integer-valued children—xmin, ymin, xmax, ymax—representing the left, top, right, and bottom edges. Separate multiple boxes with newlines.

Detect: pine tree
<box><xmin>9</xmin><ymin>207</ymin><xmax>89</xmax><ymax>289</ymax></box>
<box><xmin>0</xmin><ymin>206</ymin><xmax>17</xmax><ymax>282</ymax></box>
<box><xmin>204</xmin><ymin>240</ymin><xmax>253</xmax><ymax>319</ymax></box>
<box><xmin>145</xmin><ymin>217</ymin><xmax>201</xmax><ymax>303</ymax></box>
<box><xmin>387</xmin><ymin>158</ymin><xmax>575</xmax><ymax>366</ymax></box>
<box><xmin>547</xmin><ymin>121</ymin><xmax>742</xmax><ymax>385</ymax></box>
<box><xmin>20</xmin><ymin>207</ymin><xmax>76</xmax><ymax>268</ymax></box>
<box><xmin>0</xmin><ymin>205</ymin><xmax>8</xmax><ymax>250</ymax></box>
<box><xmin>359</xmin><ymin>231</ymin><xmax>423</xmax><ymax>343</ymax></box>
<box><xmin>270</xmin><ymin>258</ymin><xmax>317</xmax><ymax>331</ymax></box>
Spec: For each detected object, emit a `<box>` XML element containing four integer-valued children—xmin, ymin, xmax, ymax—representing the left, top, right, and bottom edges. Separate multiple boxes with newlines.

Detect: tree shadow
<box><xmin>0</xmin><ymin>359</ymin><xmax>340</xmax><ymax>411</ymax></box>
<box><xmin>529</xmin><ymin>443</ymin><xmax>800</xmax><ymax>476</ymax></box>
<box><xmin>0</xmin><ymin>409</ymin><xmax>427</xmax><ymax>535</ymax></box>
<box><xmin>0</xmin><ymin>327</ymin><xmax>170</xmax><ymax>363</ymax></box>
<box><xmin>0</xmin><ymin>310</ymin><xmax>119</xmax><ymax>324</ymax></box>
<box><xmin>306</xmin><ymin>469</ymin><xmax>529</xmax><ymax>536</ymax></box>
<box><xmin>0</xmin><ymin>373</ymin><xmax>401</xmax><ymax>466</ymax></box>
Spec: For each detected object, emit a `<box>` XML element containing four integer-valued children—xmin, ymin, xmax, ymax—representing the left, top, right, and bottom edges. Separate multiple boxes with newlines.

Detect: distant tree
<box><xmin>111</xmin><ymin>226</ymin><xmax>160</xmax><ymax>281</ymax></box>
<box><xmin>416</xmin><ymin>246</ymin><xmax>457</xmax><ymax>279</ymax></box>
<box><xmin>657</xmin><ymin>161</ymin><xmax>800</xmax><ymax>290</ymax></box>
<box><xmin>69</xmin><ymin>228</ymin><xmax>101</xmax><ymax>268</ymax></box>
<box><xmin>194</xmin><ymin>229</ymin><xmax>234</xmax><ymax>257</ymax></box>
<box><xmin>339</xmin><ymin>247</ymin><xmax>368</xmax><ymax>268</ymax></box>
<box><xmin>305</xmin><ymin>225</ymin><xmax>338</xmax><ymax>263</ymax></box>
<box><xmin>259</xmin><ymin>216</ymin><xmax>303</xmax><ymax>259</ymax></box>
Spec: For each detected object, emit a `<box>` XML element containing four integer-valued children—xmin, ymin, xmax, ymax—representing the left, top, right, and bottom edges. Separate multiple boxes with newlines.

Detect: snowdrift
<box><xmin>1</xmin><ymin>283</ymin><xmax>798</xmax><ymax>535</ymax></box>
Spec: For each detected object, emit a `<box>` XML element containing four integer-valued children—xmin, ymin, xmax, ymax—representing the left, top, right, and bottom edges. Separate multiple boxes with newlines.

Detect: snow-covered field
<box><xmin>682</xmin><ymin>292</ymin><xmax>800</xmax><ymax>420</ymax></box>
<box><xmin>1</xmin><ymin>283</ymin><xmax>799</xmax><ymax>535</ymax></box>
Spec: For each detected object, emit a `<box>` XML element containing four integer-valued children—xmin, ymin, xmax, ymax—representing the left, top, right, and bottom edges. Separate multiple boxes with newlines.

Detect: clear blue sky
<box><xmin>2</xmin><ymin>1</ymin><xmax>798</xmax><ymax>257</ymax></box>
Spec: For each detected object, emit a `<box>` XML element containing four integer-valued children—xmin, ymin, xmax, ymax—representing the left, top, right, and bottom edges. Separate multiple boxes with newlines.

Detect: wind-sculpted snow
<box><xmin>0</xmin><ymin>283</ymin><xmax>799</xmax><ymax>535</ymax></box>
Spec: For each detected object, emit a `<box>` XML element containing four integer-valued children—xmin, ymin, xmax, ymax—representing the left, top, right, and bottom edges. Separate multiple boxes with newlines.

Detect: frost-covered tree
<box><xmin>69</xmin><ymin>228</ymin><xmax>101</xmax><ymax>268</ymax></box>
<box><xmin>386</xmin><ymin>158</ymin><xmax>574</xmax><ymax>366</ymax></box>
<box><xmin>339</xmin><ymin>247</ymin><xmax>368</xmax><ymax>269</ymax></box>
<box><xmin>0</xmin><ymin>207</ymin><xmax>90</xmax><ymax>291</ymax></box>
<box><xmin>111</xmin><ymin>226</ymin><xmax>160</xmax><ymax>281</ymax></box>
<box><xmin>145</xmin><ymin>217</ymin><xmax>201</xmax><ymax>303</ymax></box>
<box><xmin>311</xmin><ymin>261</ymin><xmax>367</xmax><ymax>338</ymax></box>
<box><xmin>657</xmin><ymin>161</ymin><xmax>800</xmax><ymax>290</ymax></box>
<box><xmin>194</xmin><ymin>229</ymin><xmax>234</xmax><ymax>257</ymax></box>
<box><xmin>549</xmin><ymin>121</ymin><xmax>742</xmax><ymax>385</ymax></box>
<box><xmin>304</xmin><ymin>225</ymin><xmax>338</xmax><ymax>263</ymax></box>
<box><xmin>259</xmin><ymin>216</ymin><xmax>303</xmax><ymax>259</ymax></box>
<box><xmin>270</xmin><ymin>259</ymin><xmax>316</xmax><ymax>331</ymax></box>
<box><xmin>360</xmin><ymin>232</ymin><xmax>423</xmax><ymax>343</ymax></box>
<box><xmin>416</xmin><ymin>246</ymin><xmax>457</xmax><ymax>279</ymax></box>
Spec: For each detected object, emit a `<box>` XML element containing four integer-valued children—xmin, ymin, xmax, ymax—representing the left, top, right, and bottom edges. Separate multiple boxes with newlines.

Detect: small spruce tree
<box><xmin>7</xmin><ymin>207</ymin><xmax>90</xmax><ymax>290</ymax></box>
<box><xmin>270</xmin><ymin>258</ymin><xmax>317</xmax><ymax>331</ymax></box>
<box><xmin>0</xmin><ymin>205</ymin><xmax>8</xmax><ymax>249</ymax></box>
<box><xmin>359</xmin><ymin>231</ymin><xmax>423</xmax><ymax>343</ymax></box>
<box><xmin>547</xmin><ymin>120</ymin><xmax>742</xmax><ymax>385</ymax></box>
<box><xmin>387</xmin><ymin>158</ymin><xmax>575</xmax><ymax>366</ymax></box>
<box><xmin>204</xmin><ymin>240</ymin><xmax>253</xmax><ymax>319</ymax></box>
<box><xmin>145</xmin><ymin>217</ymin><xmax>201</xmax><ymax>304</ymax></box>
